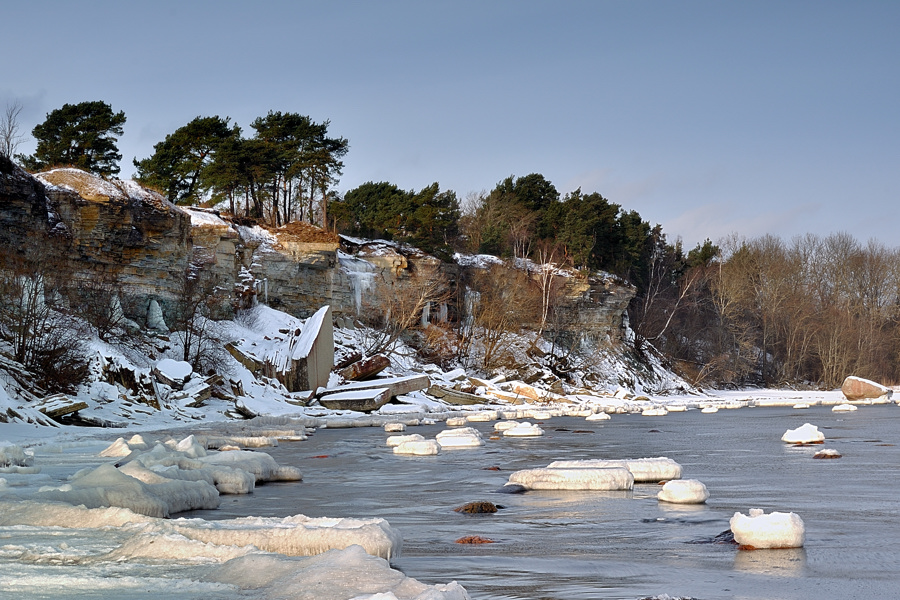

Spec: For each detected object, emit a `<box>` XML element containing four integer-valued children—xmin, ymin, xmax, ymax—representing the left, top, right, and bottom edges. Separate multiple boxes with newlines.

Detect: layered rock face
<box><xmin>2</xmin><ymin>166</ymin><xmax>635</xmax><ymax>345</ymax></box>
<box><xmin>0</xmin><ymin>156</ymin><xmax>54</xmax><ymax>252</ymax></box>
<box><xmin>34</xmin><ymin>169</ymin><xmax>193</xmax><ymax>323</ymax></box>
<box><xmin>556</xmin><ymin>274</ymin><xmax>636</xmax><ymax>347</ymax></box>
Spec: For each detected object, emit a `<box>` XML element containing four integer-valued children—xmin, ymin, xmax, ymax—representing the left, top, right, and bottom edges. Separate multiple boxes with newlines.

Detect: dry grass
<box><xmin>269</xmin><ymin>221</ymin><xmax>339</xmax><ymax>243</ymax></box>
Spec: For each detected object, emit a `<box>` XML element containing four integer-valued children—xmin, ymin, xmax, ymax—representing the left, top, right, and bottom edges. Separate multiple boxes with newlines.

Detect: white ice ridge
<box><xmin>547</xmin><ymin>457</ymin><xmax>683</xmax><ymax>483</ymax></box>
<box><xmin>730</xmin><ymin>508</ymin><xmax>805</xmax><ymax>549</ymax></box>
<box><xmin>32</xmin><ymin>462</ymin><xmax>219</xmax><ymax>517</ymax></box>
<box><xmin>435</xmin><ymin>427</ymin><xmax>484</xmax><ymax>448</ymax></box>
<box><xmin>204</xmin><ymin>545</ymin><xmax>469</xmax><ymax>599</ymax></box>
<box><xmin>506</xmin><ymin>467</ymin><xmax>634</xmax><ymax>491</ymax></box>
<box><xmin>781</xmin><ymin>423</ymin><xmax>825</xmax><ymax>444</ymax></box>
<box><xmin>0</xmin><ymin>499</ymin><xmax>403</xmax><ymax>560</ymax></box>
<box><xmin>657</xmin><ymin>479</ymin><xmax>709</xmax><ymax>504</ymax></box>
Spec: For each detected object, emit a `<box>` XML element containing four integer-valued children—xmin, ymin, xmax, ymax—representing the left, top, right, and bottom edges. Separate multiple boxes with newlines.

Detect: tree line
<box><xmin>9</xmin><ymin>99</ymin><xmax>900</xmax><ymax>388</ymax></box>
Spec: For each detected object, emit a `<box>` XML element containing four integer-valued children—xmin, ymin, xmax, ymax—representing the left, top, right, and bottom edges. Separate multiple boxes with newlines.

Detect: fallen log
<box><xmin>339</xmin><ymin>355</ymin><xmax>390</xmax><ymax>381</ymax></box>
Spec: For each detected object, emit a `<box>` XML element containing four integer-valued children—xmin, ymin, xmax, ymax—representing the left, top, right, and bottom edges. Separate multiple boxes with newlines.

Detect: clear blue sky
<box><xmin>3</xmin><ymin>0</ymin><xmax>897</xmax><ymax>248</ymax></box>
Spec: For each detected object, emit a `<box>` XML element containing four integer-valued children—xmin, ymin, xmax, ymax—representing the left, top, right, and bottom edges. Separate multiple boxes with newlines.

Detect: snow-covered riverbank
<box><xmin>2</xmin><ymin>391</ymin><xmax>897</xmax><ymax>599</ymax></box>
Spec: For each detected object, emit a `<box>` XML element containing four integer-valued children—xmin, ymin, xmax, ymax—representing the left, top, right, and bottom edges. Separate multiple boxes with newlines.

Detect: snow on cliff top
<box><xmin>36</xmin><ymin>169</ymin><xmax>174</xmax><ymax>212</ymax></box>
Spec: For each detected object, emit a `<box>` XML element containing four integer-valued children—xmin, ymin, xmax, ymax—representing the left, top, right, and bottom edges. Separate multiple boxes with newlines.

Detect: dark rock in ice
<box><xmin>454</xmin><ymin>501</ymin><xmax>499</xmax><ymax>514</ymax></box>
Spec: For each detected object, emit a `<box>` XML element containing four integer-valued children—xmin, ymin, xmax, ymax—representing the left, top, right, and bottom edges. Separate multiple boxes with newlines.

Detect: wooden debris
<box><xmin>339</xmin><ymin>355</ymin><xmax>390</xmax><ymax>381</ymax></box>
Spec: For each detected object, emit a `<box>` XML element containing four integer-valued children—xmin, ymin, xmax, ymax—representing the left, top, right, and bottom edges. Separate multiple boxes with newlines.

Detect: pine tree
<box><xmin>22</xmin><ymin>101</ymin><xmax>126</xmax><ymax>176</ymax></box>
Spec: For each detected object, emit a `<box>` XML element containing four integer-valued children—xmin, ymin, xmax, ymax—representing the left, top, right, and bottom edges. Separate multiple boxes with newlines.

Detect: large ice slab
<box><xmin>507</xmin><ymin>467</ymin><xmax>634</xmax><ymax>491</ymax></box>
<box><xmin>781</xmin><ymin>423</ymin><xmax>825</xmax><ymax>444</ymax></box>
<box><xmin>730</xmin><ymin>508</ymin><xmax>805</xmax><ymax>549</ymax></box>
<box><xmin>547</xmin><ymin>457</ymin><xmax>683</xmax><ymax>482</ymax></box>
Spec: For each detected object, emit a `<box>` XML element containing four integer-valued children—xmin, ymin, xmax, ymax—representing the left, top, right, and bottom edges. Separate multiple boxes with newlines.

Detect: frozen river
<box><xmin>186</xmin><ymin>404</ymin><xmax>900</xmax><ymax>600</ymax></box>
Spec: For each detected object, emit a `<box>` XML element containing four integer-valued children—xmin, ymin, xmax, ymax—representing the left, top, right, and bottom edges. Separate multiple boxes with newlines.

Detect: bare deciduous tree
<box><xmin>0</xmin><ymin>100</ymin><xmax>25</xmax><ymax>159</ymax></box>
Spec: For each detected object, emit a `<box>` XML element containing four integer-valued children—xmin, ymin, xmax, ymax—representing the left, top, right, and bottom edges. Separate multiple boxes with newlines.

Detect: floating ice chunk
<box><xmin>384</xmin><ymin>423</ymin><xmax>406</xmax><ymax>433</ymax></box>
<box><xmin>781</xmin><ymin>423</ymin><xmax>825</xmax><ymax>444</ymax></box>
<box><xmin>198</xmin><ymin>450</ymin><xmax>302</xmax><ymax>482</ymax></box>
<box><xmin>385</xmin><ymin>434</ymin><xmax>424</xmax><ymax>447</ymax></box>
<box><xmin>436</xmin><ymin>427</ymin><xmax>484</xmax><ymax>448</ymax></box>
<box><xmin>701</xmin><ymin>406</ymin><xmax>719</xmax><ymax>413</ymax></box>
<box><xmin>393</xmin><ymin>440</ymin><xmax>441</xmax><ymax>455</ymax></box>
<box><xmin>585</xmin><ymin>412</ymin><xmax>611</xmax><ymax>421</ymax></box>
<box><xmin>793</xmin><ymin>403</ymin><xmax>810</xmax><ymax>409</ymax></box>
<box><xmin>502</xmin><ymin>422</ymin><xmax>544</xmax><ymax>437</ymax></box>
<box><xmin>666</xmin><ymin>405</ymin><xmax>687</xmax><ymax>412</ymax></box>
<box><xmin>445</xmin><ymin>417</ymin><xmax>468</xmax><ymax>427</ymax></box>
<box><xmin>547</xmin><ymin>457</ymin><xmax>683</xmax><ymax>482</ymax></box>
<box><xmin>730</xmin><ymin>508</ymin><xmax>805</xmax><ymax>549</ymax></box>
<box><xmin>832</xmin><ymin>403</ymin><xmax>858</xmax><ymax>412</ymax></box>
<box><xmin>657</xmin><ymin>479</ymin><xmax>709</xmax><ymax>504</ymax></box>
<box><xmin>508</xmin><ymin>467</ymin><xmax>633</xmax><ymax>491</ymax></box>
<box><xmin>494</xmin><ymin>420</ymin><xmax>520</xmax><ymax>431</ymax></box>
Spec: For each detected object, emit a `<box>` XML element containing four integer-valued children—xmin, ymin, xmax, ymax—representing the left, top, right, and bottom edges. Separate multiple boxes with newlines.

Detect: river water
<box><xmin>188</xmin><ymin>405</ymin><xmax>900</xmax><ymax>600</ymax></box>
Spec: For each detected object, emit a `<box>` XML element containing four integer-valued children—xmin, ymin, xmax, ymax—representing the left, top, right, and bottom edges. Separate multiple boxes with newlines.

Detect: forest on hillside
<box><xmin>4</xmin><ymin>100</ymin><xmax>900</xmax><ymax>390</ymax></box>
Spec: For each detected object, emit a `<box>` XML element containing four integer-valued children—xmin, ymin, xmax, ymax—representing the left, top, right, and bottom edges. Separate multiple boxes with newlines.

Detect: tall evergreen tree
<box><xmin>134</xmin><ymin>115</ymin><xmax>240</xmax><ymax>205</ymax></box>
<box><xmin>22</xmin><ymin>101</ymin><xmax>126</xmax><ymax>176</ymax></box>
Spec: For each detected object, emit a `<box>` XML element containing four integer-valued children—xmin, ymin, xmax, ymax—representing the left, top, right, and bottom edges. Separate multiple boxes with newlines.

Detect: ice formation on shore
<box><xmin>730</xmin><ymin>508</ymin><xmax>805</xmax><ymax>549</ymax></box>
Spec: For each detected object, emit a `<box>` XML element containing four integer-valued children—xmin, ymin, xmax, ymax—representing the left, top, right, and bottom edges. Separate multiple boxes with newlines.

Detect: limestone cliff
<box><xmin>1</xmin><ymin>165</ymin><xmax>635</xmax><ymax>351</ymax></box>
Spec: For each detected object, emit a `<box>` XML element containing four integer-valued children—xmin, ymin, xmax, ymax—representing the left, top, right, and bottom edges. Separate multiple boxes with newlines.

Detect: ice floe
<box><xmin>507</xmin><ymin>467</ymin><xmax>634</xmax><ymax>491</ymax></box>
<box><xmin>547</xmin><ymin>457</ymin><xmax>683</xmax><ymax>483</ymax></box>
<box><xmin>393</xmin><ymin>440</ymin><xmax>441</xmax><ymax>456</ymax></box>
<box><xmin>502</xmin><ymin>422</ymin><xmax>544</xmax><ymax>437</ymax></box>
<box><xmin>435</xmin><ymin>427</ymin><xmax>484</xmax><ymax>448</ymax></box>
<box><xmin>730</xmin><ymin>508</ymin><xmax>805</xmax><ymax>549</ymax></box>
<box><xmin>781</xmin><ymin>423</ymin><xmax>825</xmax><ymax>444</ymax></box>
<box><xmin>657</xmin><ymin>479</ymin><xmax>709</xmax><ymax>504</ymax></box>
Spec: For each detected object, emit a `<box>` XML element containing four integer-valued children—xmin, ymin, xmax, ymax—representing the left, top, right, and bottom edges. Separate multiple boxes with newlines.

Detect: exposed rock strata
<box><xmin>2</xmin><ymin>166</ymin><xmax>635</xmax><ymax>348</ymax></box>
